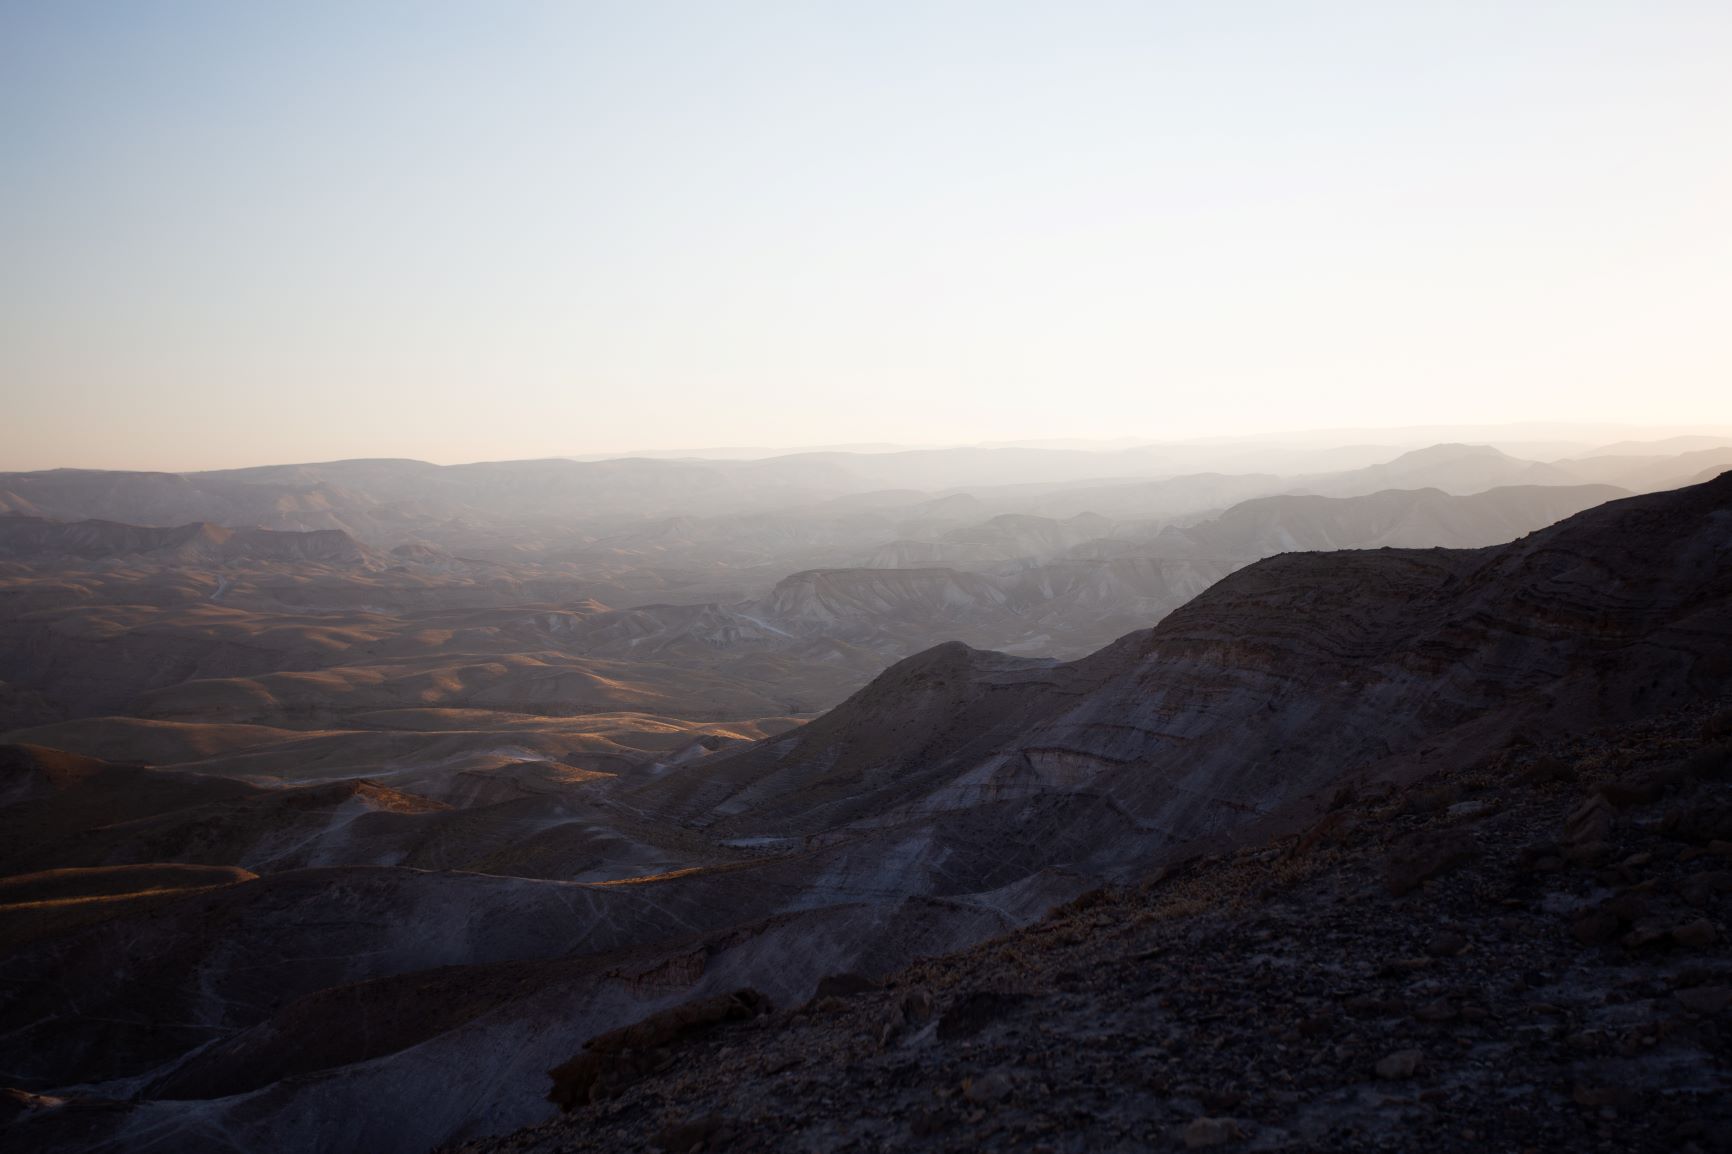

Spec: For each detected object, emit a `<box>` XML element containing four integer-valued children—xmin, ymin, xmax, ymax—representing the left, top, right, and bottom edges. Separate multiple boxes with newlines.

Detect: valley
<box><xmin>1</xmin><ymin>438</ymin><xmax>1729</xmax><ymax>1152</ymax></box>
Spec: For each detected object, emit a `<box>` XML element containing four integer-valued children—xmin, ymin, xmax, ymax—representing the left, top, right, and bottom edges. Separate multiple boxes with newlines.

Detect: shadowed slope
<box><xmin>640</xmin><ymin>473</ymin><xmax>1732</xmax><ymax>857</ymax></box>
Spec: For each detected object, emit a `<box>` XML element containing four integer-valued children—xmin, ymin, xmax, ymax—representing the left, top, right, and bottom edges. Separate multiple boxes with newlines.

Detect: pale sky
<box><xmin>2</xmin><ymin>1</ymin><xmax>1730</xmax><ymax>470</ymax></box>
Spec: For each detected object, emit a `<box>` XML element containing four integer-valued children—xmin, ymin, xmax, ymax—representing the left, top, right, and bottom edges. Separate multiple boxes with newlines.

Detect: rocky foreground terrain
<box><xmin>452</xmin><ymin>702</ymin><xmax>1732</xmax><ymax>1153</ymax></box>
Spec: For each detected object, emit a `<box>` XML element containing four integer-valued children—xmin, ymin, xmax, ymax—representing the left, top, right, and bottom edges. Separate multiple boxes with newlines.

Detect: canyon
<box><xmin>0</xmin><ymin>438</ymin><xmax>1728</xmax><ymax>1152</ymax></box>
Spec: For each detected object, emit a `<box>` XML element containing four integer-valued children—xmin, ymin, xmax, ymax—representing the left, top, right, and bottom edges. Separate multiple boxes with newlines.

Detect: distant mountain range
<box><xmin>3</xmin><ymin>440</ymin><xmax>1728</xmax><ymax>554</ymax></box>
<box><xmin>0</xmin><ymin>481</ymin><xmax>1635</xmax><ymax>739</ymax></box>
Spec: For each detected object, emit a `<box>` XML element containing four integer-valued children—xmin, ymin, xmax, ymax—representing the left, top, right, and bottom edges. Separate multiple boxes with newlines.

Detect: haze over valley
<box><xmin>6</xmin><ymin>2</ymin><xmax>1732</xmax><ymax>1151</ymax></box>
<box><xmin>4</xmin><ymin>429</ymin><xmax>1732</xmax><ymax>1151</ymax></box>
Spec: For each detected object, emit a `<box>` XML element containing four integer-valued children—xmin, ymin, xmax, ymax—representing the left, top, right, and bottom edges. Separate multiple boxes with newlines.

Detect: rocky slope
<box><xmin>444</xmin><ymin>702</ymin><xmax>1732</xmax><ymax>1154</ymax></box>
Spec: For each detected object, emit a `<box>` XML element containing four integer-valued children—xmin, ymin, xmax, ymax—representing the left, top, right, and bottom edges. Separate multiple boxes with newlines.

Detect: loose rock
<box><xmin>1376</xmin><ymin>1049</ymin><xmax>1424</xmax><ymax>1080</ymax></box>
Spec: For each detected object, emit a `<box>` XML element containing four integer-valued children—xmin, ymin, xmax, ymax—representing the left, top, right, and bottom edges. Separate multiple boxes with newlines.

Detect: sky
<box><xmin>2</xmin><ymin>1</ymin><xmax>1730</xmax><ymax>470</ymax></box>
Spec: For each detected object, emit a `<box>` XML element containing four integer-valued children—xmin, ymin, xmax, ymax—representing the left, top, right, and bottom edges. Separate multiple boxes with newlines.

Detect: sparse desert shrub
<box><xmin>1154</xmin><ymin>897</ymin><xmax>1213</xmax><ymax>920</ymax></box>
<box><xmin>1401</xmin><ymin>784</ymin><xmax>1461</xmax><ymax>816</ymax></box>
<box><xmin>546</xmin><ymin>988</ymin><xmax>772</xmax><ymax>1111</ymax></box>
<box><xmin>936</xmin><ymin>990</ymin><xmax>1030</xmax><ymax>1041</ymax></box>
<box><xmin>813</xmin><ymin>972</ymin><xmax>879</xmax><ymax>1000</ymax></box>
<box><xmin>1521</xmin><ymin>754</ymin><xmax>1575</xmax><ymax>785</ymax></box>
<box><xmin>1383</xmin><ymin>828</ymin><xmax>1478</xmax><ymax>896</ymax></box>
<box><xmin>1049</xmin><ymin>886</ymin><xmax>1110</xmax><ymax>919</ymax></box>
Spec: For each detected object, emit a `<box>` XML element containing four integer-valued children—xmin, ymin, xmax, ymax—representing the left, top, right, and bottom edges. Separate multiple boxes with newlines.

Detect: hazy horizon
<box><xmin>7</xmin><ymin>419</ymin><xmax>1732</xmax><ymax>475</ymax></box>
<box><xmin>4</xmin><ymin>2</ymin><xmax>1730</xmax><ymax>471</ymax></box>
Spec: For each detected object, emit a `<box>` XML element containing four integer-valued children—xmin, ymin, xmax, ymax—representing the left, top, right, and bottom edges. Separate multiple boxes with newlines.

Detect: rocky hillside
<box><xmin>446</xmin><ymin>702</ymin><xmax>1732</xmax><ymax>1154</ymax></box>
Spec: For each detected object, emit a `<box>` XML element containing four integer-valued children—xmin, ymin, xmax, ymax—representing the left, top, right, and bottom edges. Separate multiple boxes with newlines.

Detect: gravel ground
<box><xmin>451</xmin><ymin>702</ymin><xmax>1732</xmax><ymax>1154</ymax></box>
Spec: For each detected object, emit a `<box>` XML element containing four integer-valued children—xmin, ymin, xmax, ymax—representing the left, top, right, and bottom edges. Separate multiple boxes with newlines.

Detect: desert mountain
<box><xmin>1134</xmin><ymin>483</ymin><xmax>1630</xmax><ymax>556</ymax></box>
<box><xmin>0</xmin><ymin>481</ymin><xmax>1630</xmax><ymax>743</ymax></box>
<box><xmin>0</xmin><ymin>440</ymin><xmax>1692</xmax><ymax>561</ymax></box>
<box><xmin>1556</xmin><ymin>444</ymin><xmax>1732</xmax><ymax>494</ymax></box>
<box><xmin>1295</xmin><ymin>443</ymin><xmax>1577</xmax><ymax>497</ymax></box>
<box><xmin>3</xmin><ymin>473</ymin><xmax>1727</xmax><ymax>1153</ymax></box>
<box><xmin>628</xmin><ymin>473</ymin><xmax>1732</xmax><ymax>858</ymax></box>
<box><xmin>555</xmin><ymin>482</ymin><xmax>1633</xmax><ymax>665</ymax></box>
